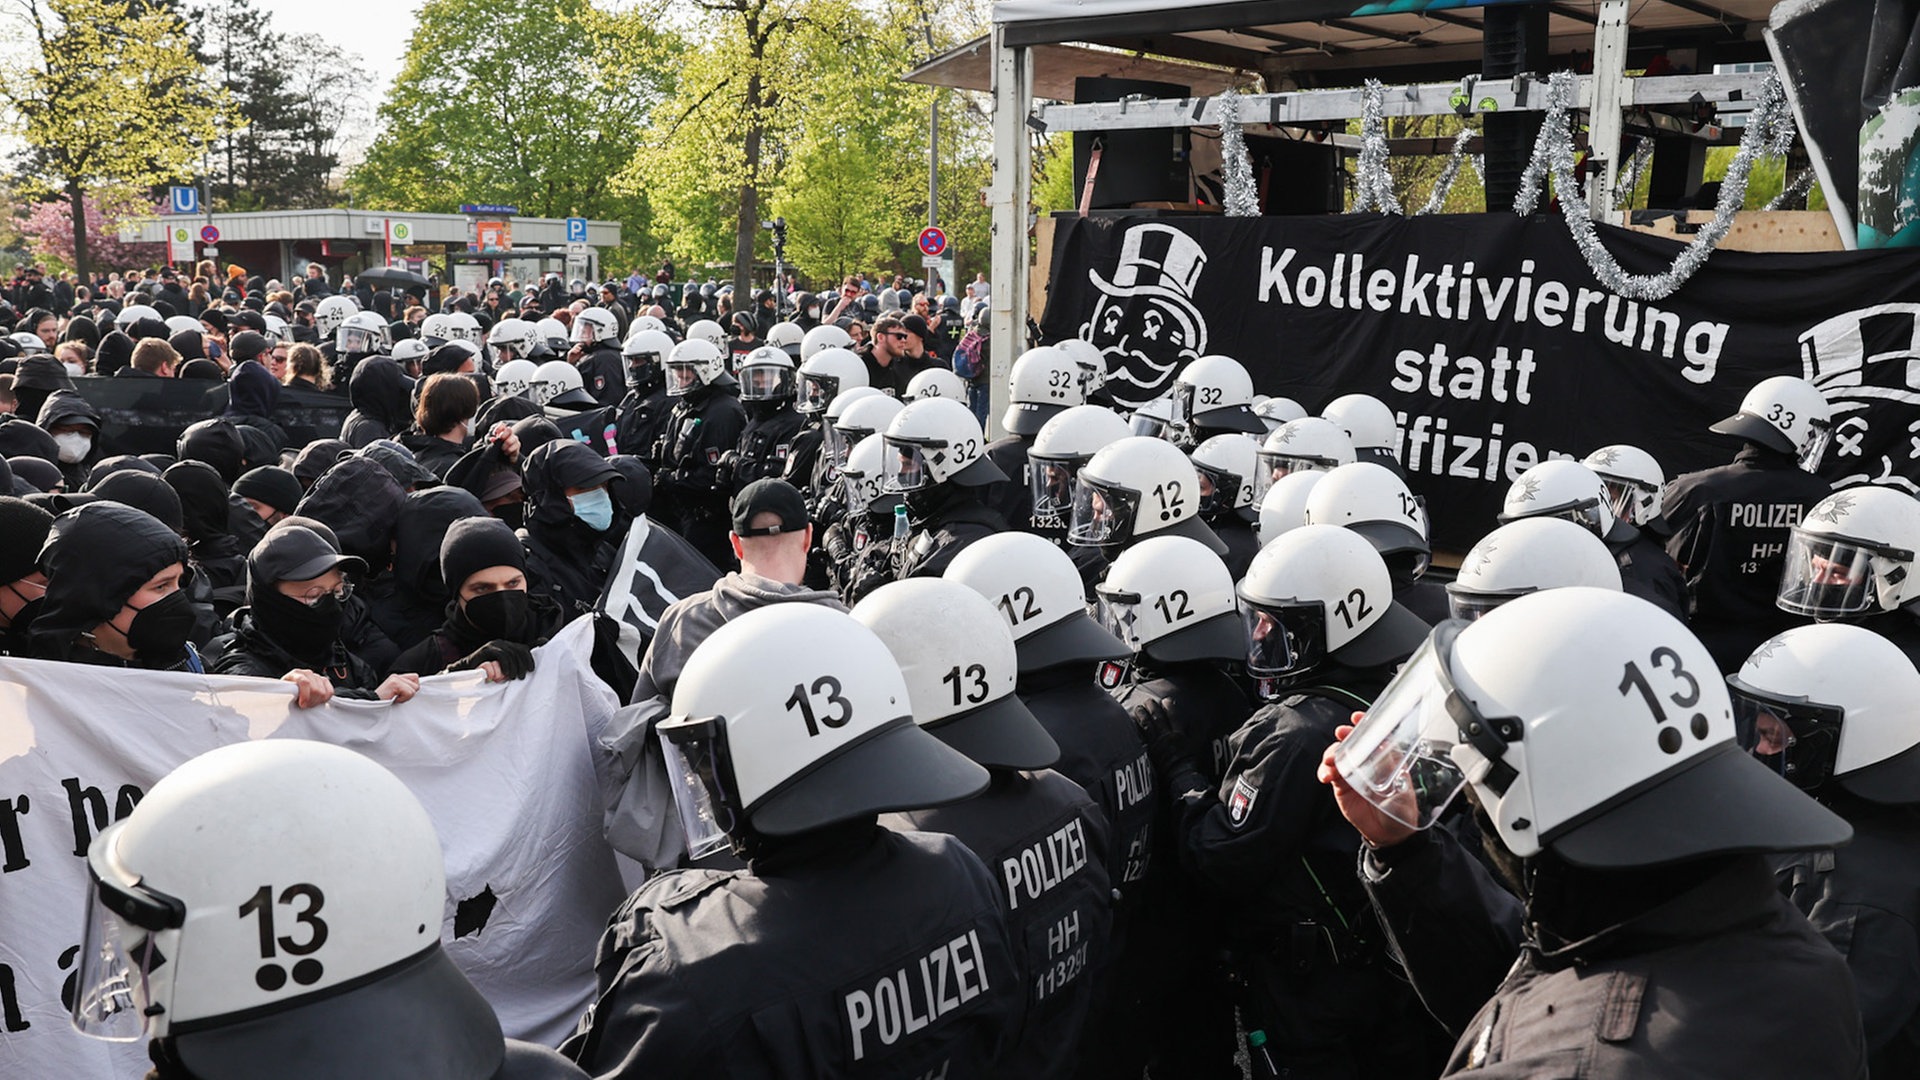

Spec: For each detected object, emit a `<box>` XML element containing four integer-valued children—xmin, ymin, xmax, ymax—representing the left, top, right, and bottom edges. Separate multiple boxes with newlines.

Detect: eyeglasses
<box><xmin>884</xmin><ymin>331</ymin><xmax>911</xmax><ymax>341</ymax></box>
<box><xmin>292</xmin><ymin>582</ymin><xmax>353</xmax><ymax>607</ymax></box>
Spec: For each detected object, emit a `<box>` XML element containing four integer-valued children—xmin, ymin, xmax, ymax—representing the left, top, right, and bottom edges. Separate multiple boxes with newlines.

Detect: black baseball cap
<box><xmin>248</xmin><ymin>524</ymin><xmax>365</xmax><ymax>585</ymax></box>
<box><xmin>731</xmin><ymin>478</ymin><xmax>808</xmax><ymax>537</ymax></box>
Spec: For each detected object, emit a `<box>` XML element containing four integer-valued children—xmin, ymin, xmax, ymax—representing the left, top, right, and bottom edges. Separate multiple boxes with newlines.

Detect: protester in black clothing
<box><xmin>342</xmin><ymin>356</ymin><xmax>415</xmax><ymax>449</ymax></box>
<box><xmin>29</xmin><ymin>502</ymin><xmax>202</xmax><ymax>670</ymax></box>
<box><xmin>520</xmin><ymin>440</ymin><xmax>631</xmax><ymax>621</ymax></box>
<box><xmin>0</xmin><ymin>497</ymin><xmax>49</xmax><ymax>655</ymax></box>
<box><xmin>401</xmin><ymin>372</ymin><xmax>479</xmax><ymax>480</ymax></box>
<box><xmin>391</xmin><ymin>516</ymin><xmax>548</xmax><ymax>679</ymax></box>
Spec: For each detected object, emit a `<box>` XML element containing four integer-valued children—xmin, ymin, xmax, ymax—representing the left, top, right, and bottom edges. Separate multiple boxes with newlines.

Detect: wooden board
<box><xmin>1618</xmin><ymin>210</ymin><xmax>1844</xmax><ymax>252</ymax></box>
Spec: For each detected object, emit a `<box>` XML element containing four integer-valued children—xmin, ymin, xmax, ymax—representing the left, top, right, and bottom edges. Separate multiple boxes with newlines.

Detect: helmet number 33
<box><xmin>238</xmin><ymin>883</ymin><xmax>329</xmax><ymax>991</ymax></box>
<box><xmin>786</xmin><ymin>675</ymin><xmax>854</xmax><ymax>737</ymax></box>
<box><xmin>1618</xmin><ymin>647</ymin><xmax>1706</xmax><ymax>753</ymax></box>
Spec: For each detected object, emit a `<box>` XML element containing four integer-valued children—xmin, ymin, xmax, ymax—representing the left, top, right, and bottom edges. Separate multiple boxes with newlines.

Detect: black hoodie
<box><xmin>381</xmin><ymin>486</ymin><xmax>487</xmax><ymax>647</ymax></box>
<box><xmin>36</xmin><ymin>389</ymin><xmax>102</xmax><ymax>488</ymax></box>
<box><xmin>341</xmin><ymin>356</ymin><xmax>414</xmax><ymax>448</ymax></box>
<box><xmin>521</xmin><ymin>440</ymin><xmax>629</xmax><ymax>619</ymax></box>
<box><xmin>164</xmin><ymin>460</ymin><xmax>247</xmax><ymax>604</ymax></box>
<box><xmin>29</xmin><ymin>501</ymin><xmax>190</xmax><ymax>666</ymax></box>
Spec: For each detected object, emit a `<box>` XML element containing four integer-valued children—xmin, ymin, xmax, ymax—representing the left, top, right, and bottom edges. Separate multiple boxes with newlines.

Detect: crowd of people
<box><xmin>19</xmin><ymin>254</ymin><xmax>1915</xmax><ymax>1079</ymax></box>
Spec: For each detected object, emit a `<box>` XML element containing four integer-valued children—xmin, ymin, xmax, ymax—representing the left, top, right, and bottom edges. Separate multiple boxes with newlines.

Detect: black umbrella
<box><xmin>354</xmin><ymin>266</ymin><xmax>430</xmax><ymax>289</ymax></box>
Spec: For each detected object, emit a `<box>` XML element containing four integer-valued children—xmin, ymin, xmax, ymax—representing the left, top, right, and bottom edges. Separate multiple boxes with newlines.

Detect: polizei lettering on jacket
<box><xmin>1001</xmin><ymin>818</ymin><xmax>1090</xmax><ymax>910</ymax></box>
<box><xmin>843</xmin><ymin>929</ymin><xmax>990</xmax><ymax>1061</ymax></box>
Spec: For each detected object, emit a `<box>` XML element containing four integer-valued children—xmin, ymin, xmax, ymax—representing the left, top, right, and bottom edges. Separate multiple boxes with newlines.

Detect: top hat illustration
<box><xmin>1089</xmin><ymin>223</ymin><xmax>1208</xmax><ymax>302</ymax></box>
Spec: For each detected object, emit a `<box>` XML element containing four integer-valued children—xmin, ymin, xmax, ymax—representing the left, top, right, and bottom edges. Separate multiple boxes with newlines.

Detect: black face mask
<box><xmin>493</xmin><ymin>502</ymin><xmax>525</xmax><ymax>531</ymax></box>
<box><xmin>462</xmin><ymin>588</ymin><xmax>533</xmax><ymax>642</ymax></box>
<box><xmin>253</xmin><ymin>589</ymin><xmax>344</xmax><ymax>662</ymax></box>
<box><xmin>123</xmin><ymin>589</ymin><xmax>197</xmax><ymax>665</ymax></box>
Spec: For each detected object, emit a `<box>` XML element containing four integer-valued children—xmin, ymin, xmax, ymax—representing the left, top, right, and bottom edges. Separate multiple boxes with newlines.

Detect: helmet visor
<box><xmin>1251</xmin><ymin>451</ymin><xmax>1333</xmax><ymax>507</ymax></box>
<box><xmin>664</xmin><ymin>362</ymin><xmax>702</xmax><ymax>396</ymax></box>
<box><xmin>1239</xmin><ymin>599</ymin><xmax>1328</xmax><ymax>679</ymax></box>
<box><xmin>338</xmin><ymin>326</ymin><xmax>381</xmax><ymax>354</ymax></box>
<box><xmin>1777</xmin><ymin>532</ymin><xmax>1885</xmax><ymax>617</ymax></box>
<box><xmin>1194</xmin><ymin>462</ymin><xmax>1242</xmax><ymax>516</ymax></box>
<box><xmin>883</xmin><ymin>436</ymin><xmax>937</xmax><ymax>492</ymax></box>
<box><xmin>1599</xmin><ymin>477</ymin><xmax>1653</xmax><ymax>526</ymax></box>
<box><xmin>1329</xmin><ymin>636</ymin><xmax>1470</xmax><ymax>831</ymax></box>
<box><xmin>1727</xmin><ymin>678</ymin><xmax>1845</xmax><ymax>791</ymax></box>
<box><xmin>73</xmin><ymin>842</ymin><xmax>184</xmax><ymax>1041</ymax></box>
<box><xmin>740</xmin><ymin>364</ymin><xmax>795</xmax><ymax>401</ymax></box>
<box><xmin>825</xmin><ymin>423</ymin><xmax>865</xmax><ymax>469</ymax></box>
<box><xmin>1028</xmin><ymin>455</ymin><xmax>1082</xmax><ymax>525</ymax></box>
<box><xmin>1093</xmin><ymin>586</ymin><xmax>1146</xmax><ymax>652</ymax></box>
<box><xmin>1800</xmin><ymin>423</ymin><xmax>1832</xmax><ymax>472</ymax></box>
<box><xmin>657</xmin><ymin>717</ymin><xmax>738</xmax><ymax>862</ymax></box>
<box><xmin>1067</xmin><ymin>476</ymin><xmax>1139</xmax><ymax>547</ymax></box>
<box><xmin>841</xmin><ymin>467</ymin><xmax>880</xmax><ymax>517</ymax></box>
<box><xmin>1444</xmin><ymin>586</ymin><xmax>1530</xmax><ymax>622</ymax></box>
<box><xmin>1512</xmin><ymin>497</ymin><xmax>1607</xmax><ymax>536</ymax></box>
<box><xmin>1130</xmin><ymin>410</ymin><xmax>1174</xmax><ymax>441</ymax></box>
<box><xmin>798</xmin><ymin>373</ymin><xmax>838</xmax><ymax>414</ymax></box>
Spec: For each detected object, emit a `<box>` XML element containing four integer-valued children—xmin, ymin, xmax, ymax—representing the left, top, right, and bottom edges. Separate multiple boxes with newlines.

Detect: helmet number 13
<box><xmin>237</xmin><ymin>883</ymin><xmax>329</xmax><ymax>992</ymax></box>
<box><xmin>786</xmin><ymin>675</ymin><xmax>854</xmax><ymax>736</ymax></box>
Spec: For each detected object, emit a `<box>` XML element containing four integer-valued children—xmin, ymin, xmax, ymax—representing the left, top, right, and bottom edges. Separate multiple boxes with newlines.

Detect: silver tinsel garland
<box><xmin>1764</xmin><ymin>167</ymin><xmax>1816</xmax><ymax>211</ymax></box>
<box><xmin>1416</xmin><ymin>129</ymin><xmax>1478</xmax><ymax>215</ymax></box>
<box><xmin>1515</xmin><ymin>70</ymin><xmax>1796</xmax><ymax>302</ymax></box>
<box><xmin>1352</xmin><ymin>79</ymin><xmax>1404</xmax><ymax>215</ymax></box>
<box><xmin>1217</xmin><ymin>89</ymin><xmax>1260</xmax><ymax>217</ymax></box>
<box><xmin>1613</xmin><ymin>136</ymin><xmax>1654</xmax><ymax>209</ymax></box>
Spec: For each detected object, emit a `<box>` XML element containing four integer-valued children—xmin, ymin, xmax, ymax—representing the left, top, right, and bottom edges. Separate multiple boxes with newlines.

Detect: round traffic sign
<box><xmin>390</xmin><ymin>222</ymin><xmax>411</xmax><ymax>242</ymax></box>
<box><xmin>917</xmin><ymin>226</ymin><xmax>948</xmax><ymax>257</ymax></box>
<box><xmin>199</xmin><ymin>224</ymin><xmax>220</xmax><ymax>244</ymax></box>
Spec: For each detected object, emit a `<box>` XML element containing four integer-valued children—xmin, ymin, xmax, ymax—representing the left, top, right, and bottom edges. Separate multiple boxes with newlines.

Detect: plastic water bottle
<box><xmin>892</xmin><ymin>503</ymin><xmax>911</xmax><ymax>556</ymax></box>
<box><xmin>1247</xmin><ymin>1029</ymin><xmax>1278</xmax><ymax>1078</ymax></box>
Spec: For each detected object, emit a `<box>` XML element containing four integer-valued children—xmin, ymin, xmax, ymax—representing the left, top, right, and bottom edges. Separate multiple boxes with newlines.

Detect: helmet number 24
<box><xmin>787</xmin><ymin>675</ymin><xmax>854</xmax><ymax>737</ymax></box>
<box><xmin>238</xmin><ymin>883</ymin><xmax>329</xmax><ymax>992</ymax></box>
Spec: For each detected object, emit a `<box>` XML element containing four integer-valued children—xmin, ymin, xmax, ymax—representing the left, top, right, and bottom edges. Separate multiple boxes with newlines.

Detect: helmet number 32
<box><xmin>787</xmin><ymin>675</ymin><xmax>854</xmax><ymax>736</ymax></box>
<box><xmin>238</xmin><ymin>883</ymin><xmax>329</xmax><ymax>992</ymax></box>
<box><xmin>1617</xmin><ymin>646</ymin><xmax>1707</xmax><ymax>754</ymax></box>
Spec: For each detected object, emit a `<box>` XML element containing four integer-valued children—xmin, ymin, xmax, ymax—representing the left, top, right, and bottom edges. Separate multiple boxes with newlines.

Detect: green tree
<box><xmin>1</xmin><ymin>0</ymin><xmax>230</xmax><ymax>281</ymax></box>
<box><xmin>348</xmin><ymin>0</ymin><xmax>671</xmax><ymax>268</ymax></box>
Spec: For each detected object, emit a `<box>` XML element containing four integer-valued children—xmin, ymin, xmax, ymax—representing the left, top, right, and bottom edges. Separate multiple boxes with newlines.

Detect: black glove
<box><xmin>1130</xmin><ymin>698</ymin><xmax>1204</xmax><ymax>792</ymax></box>
<box><xmin>450</xmin><ymin>640</ymin><xmax>537</xmax><ymax>681</ymax></box>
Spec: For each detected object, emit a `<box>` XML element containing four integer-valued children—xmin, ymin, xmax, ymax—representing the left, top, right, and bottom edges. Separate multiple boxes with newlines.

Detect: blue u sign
<box><xmin>169</xmin><ymin>186</ymin><xmax>199</xmax><ymax>215</ymax></box>
<box><xmin>566</xmin><ymin>217</ymin><xmax>588</xmax><ymax>244</ymax></box>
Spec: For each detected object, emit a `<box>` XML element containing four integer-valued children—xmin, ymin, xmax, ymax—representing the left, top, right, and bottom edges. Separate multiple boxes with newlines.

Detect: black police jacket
<box><xmin>1663</xmin><ymin>445</ymin><xmax>1831</xmax><ymax>668</ymax></box>
<box><xmin>1607</xmin><ymin>522</ymin><xmax>1688</xmax><ymax>622</ymax></box>
<box><xmin>499</xmin><ymin>1041</ymin><xmax>590</xmax><ymax>1079</ymax></box>
<box><xmin>1111</xmin><ymin>659</ymin><xmax>1254</xmax><ymax>792</ymax></box>
<box><xmin>1206</xmin><ymin>511</ymin><xmax>1259</xmax><ymax>581</ymax></box>
<box><xmin>984</xmin><ymin>434</ymin><xmax>1033</xmax><ymax>531</ymax></box>
<box><xmin>561</xmin><ymin>823</ymin><xmax>1023</xmax><ymax>1078</ymax></box>
<box><xmin>579</xmin><ymin>343</ymin><xmax>626</xmax><ymax>408</ymax></box>
<box><xmin>615</xmin><ymin>383</ymin><xmax>672</xmax><ymax>470</ymax></box>
<box><xmin>1018</xmin><ymin>667</ymin><xmax>1157</xmax><ymax>899</ymax></box>
<box><xmin>886</xmin><ymin>769</ymin><xmax>1114</xmax><ymax>1080</ymax></box>
<box><xmin>734</xmin><ymin>402</ymin><xmax>807</xmax><ymax>490</ymax></box>
<box><xmin>896</xmin><ymin>488</ymin><xmax>1006</xmax><ymax>581</ymax></box>
<box><xmin>654</xmin><ymin>389</ymin><xmax>747</xmax><ymax>525</ymax></box>
<box><xmin>781</xmin><ymin>421</ymin><xmax>826</xmax><ymax>502</ymax></box>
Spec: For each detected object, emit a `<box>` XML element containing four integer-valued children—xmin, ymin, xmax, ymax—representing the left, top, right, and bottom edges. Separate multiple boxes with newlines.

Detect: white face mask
<box><xmin>54</xmin><ymin>432</ymin><xmax>91</xmax><ymax>463</ymax></box>
<box><xmin>64</xmin><ymin>362</ymin><xmax>87</xmax><ymax>378</ymax></box>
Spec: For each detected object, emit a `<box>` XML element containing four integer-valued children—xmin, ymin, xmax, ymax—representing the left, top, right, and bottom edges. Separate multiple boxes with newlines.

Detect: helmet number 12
<box><xmin>238</xmin><ymin>883</ymin><xmax>329</xmax><ymax>992</ymax></box>
<box><xmin>786</xmin><ymin>675</ymin><xmax>854</xmax><ymax>736</ymax></box>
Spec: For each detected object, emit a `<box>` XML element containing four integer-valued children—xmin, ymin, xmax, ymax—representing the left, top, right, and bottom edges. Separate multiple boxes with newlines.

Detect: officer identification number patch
<box><xmin>1228</xmin><ymin>776</ymin><xmax>1258</xmax><ymax>828</ymax></box>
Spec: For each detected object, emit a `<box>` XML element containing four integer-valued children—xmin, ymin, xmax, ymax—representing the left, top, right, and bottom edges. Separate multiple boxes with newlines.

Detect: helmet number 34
<box><xmin>1618</xmin><ymin>647</ymin><xmax>1706</xmax><ymax>754</ymax></box>
<box><xmin>786</xmin><ymin>675</ymin><xmax>854</xmax><ymax>737</ymax></box>
<box><xmin>238</xmin><ymin>882</ymin><xmax>329</xmax><ymax>991</ymax></box>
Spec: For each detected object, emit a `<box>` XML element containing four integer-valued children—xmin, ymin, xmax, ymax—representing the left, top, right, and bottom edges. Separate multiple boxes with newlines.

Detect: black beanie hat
<box><xmin>0</xmin><ymin>496</ymin><xmax>53</xmax><ymax>584</ymax></box>
<box><xmin>439</xmin><ymin>516</ymin><xmax>526</xmax><ymax>595</ymax></box>
<box><xmin>90</xmin><ymin>470</ymin><xmax>185</xmax><ymax>536</ymax></box>
<box><xmin>233</xmin><ymin>466</ymin><xmax>303</xmax><ymax>515</ymax></box>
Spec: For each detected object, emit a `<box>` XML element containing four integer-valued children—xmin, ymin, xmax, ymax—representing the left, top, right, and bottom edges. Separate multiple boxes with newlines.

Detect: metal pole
<box><xmin>987</xmin><ymin>25</ymin><xmax>1032</xmax><ymax>441</ymax></box>
<box><xmin>1585</xmin><ymin>0</ymin><xmax>1631</xmax><ymax>218</ymax></box>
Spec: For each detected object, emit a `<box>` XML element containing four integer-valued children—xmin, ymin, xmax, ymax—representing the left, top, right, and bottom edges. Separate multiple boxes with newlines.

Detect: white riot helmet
<box><xmin>1711</xmin><ymin>375</ymin><xmax>1834</xmax><ymax>471</ymax></box>
<box><xmin>840</xmin><ymin>433</ymin><xmax>893</xmax><ymax>518</ymax></box>
<box><xmin>737</xmin><ymin>345</ymin><xmax>797</xmax><ymax>401</ymax></box>
<box><xmin>620</xmin><ymin>327</ymin><xmax>673</xmax><ymax>390</ymax></box>
<box><xmin>1499</xmin><ymin>459</ymin><xmax>1619</xmax><ymax>541</ymax></box>
<box><xmin>1070</xmin><ymin>436</ymin><xmax>1227</xmax><ymax>555</ymax></box>
<box><xmin>659</xmin><ymin>605</ymin><xmax>989</xmax><ymax>859</ymax></box>
<box><xmin>765</xmin><ymin>321</ymin><xmax>804</xmax><ymax>352</ymax></box>
<box><xmin>1095</xmin><ymin>535</ymin><xmax>1243</xmax><ymax>663</ymax></box>
<box><xmin>445</xmin><ymin>311</ymin><xmax>480</xmax><ymax>342</ymax></box>
<box><xmin>1446</xmin><ymin>517</ymin><xmax>1623</xmax><ymax>621</ymax></box>
<box><xmin>1252</xmin><ymin>418</ymin><xmax>1356</xmax><ymax>509</ymax></box>
<box><xmin>1190</xmin><ymin>433</ymin><xmax>1261</xmax><ymax>518</ymax></box>
<box><xmin>571</xmin><ymin>307</ymin><xmax>617</xmax><ymax>346</ymax></box>
<box><xmin>1254</xmin><ymin>396</ymin><xmax>1308</xmax><ymax>435</ymax></box>
<box><xmin>1332</xmin><ymin>588</ymin><xmax>1851</xmax><ymax>864</ymax></box>
<box><xmin>664</xmin><ymin>339</ymin><xmax>727</xmax><ymax>396</ymax></box>
<box><xmin>418</xmin><ymin>312</ymin><xmax>454</xmax><ymax>346</ymax></box>
<box><xmin>1778</xmin><ymin>485</ymin><xmax>1920</xmax><ymax>618</ymax></box>
<box><xmin>1583</xmin><ymin>444</ymin><xmax>1667</xmax><ymax>528</ymax></box>
<box><xmin>262</xmin><ymin>314</ymin><xmax>289</xmax><ymax>342</ymax></box>
<box><xmin>390</xmin><ymin>338</ymin><xmax>430</xmax><ymax>367</ymax></box>
<box><xmin>1303</xmin><ymin>462</ymin><xmax>1430</xmax><ymax>576</ymax></box>
<box><xmin>8</xmin><ymin>332</ymin><xmax>46</xmax><ymax>356</ymax></box>
<box><xmin>336</xmin><ymin>311</ymin><xmax>390</xmax><ymax>355</ymax></box>
<box><xmin>1028</xmin><ymin>405</ymin><xmax>1132</xmax><ymax>530</ymax></box>
<box><xmin>828</xmin><ymin>392</ymin><xmax>904</xmax><ymax>469</ymax></box>
<box><xmin>494</xmin><ymin>358</ymin><xmax>539</xmax><ymax>399</ymax></box>
<box><xmin>1128</xmin><ymin>395</ymin><xmax>1179</xmax><ymax>442</ymax></box>
<box><xmin>488</xmin><ymin>317</ymin><xmax>538</xmax><ymax>362</ymax></box>
<box><xmin>1321</xmin><ymin>393</ymin><xmax>1401</xmax><ymax>461</ymax></box>
<box><xmin>1171</xmin><ymin>354</ymin><xmax>1263</xmax><ymax>438</ymax></box>
<box><xmin>1005</xmin><ymin>346</ymin><xmax>1084</xmax><ymax>436</ymax></box>
<box><xmin>1239</xmin><ymin>524</ymin><xmax>1429</xmax><ymax>691</ymax></box>
<box><xmin>114</xmin><ymin>303</ymin><xmax>161</xmax><ymax>329</ymax></box>
<box><xmin>164</xmin><ymin>314</ymin><xmax>202</xmax><ymax>337</ymax></box>
<box><xmin>74</xmin><ymin>741</ymin><xmax>502</xmax><ymax>1073</ymax></box>
<box><xmin>313</xmin><ymin>295</ymin><xmax>358</xmax><ymax>337</ymax></box>
<box><xmin>905</xmin><ymin>367</ymin><xmax>967</xmax><ymax>402</ymax></box>
<box><xmin>883</xmin><ymin>397</ymin><xmax>1004</xmax><ymax>491</ymax></box>
<box><xmin>946</xmin><ymin>531</ymin><xmax>1129</xmax><ymax>673</ymax></box>
<box><xmin>630</xmin><ymin>314</ymin><xmax>667</xmax><ymax>336</ymax></box>
<box><xmin>854</xmin><ymin>579</ymin><xmax>1059</xmax><ymax>770</ymax></box>
<box><xmin>531</xmin><ymin>359</ymin><xmax>584</xmax><ymax>406</ymax></box>
<box><xmin>685</xmin><ymin>319</ymin><xmax>728</xmax><ymax>353</ymax></box>
<box><xmin>1731</xmin><ymin>623</ymin><xmax>1920</xmax><ymax>800</ymax></box>
<box><xmin>534</xmin><ymin>317</ymin><xmax>569</xmax><ymax>353</ymax></box>
<box><xmin>1052</xmin><ymin>337</ymin><xmax>1108</xmax><ymax>399</ymax></box>
<box><xmin>1257</xmin><ymin>471</ymin><xmax>1326</xmax><ymax>547</ymax></box>
<box><xmin>801</xmin><ymin>323</ymin><xmax>854</xmax><ymax>361</ymax></box>
<box><xmin>797</xmin><ymin>347</ymin><xmax>868</xmax><ymax>415</ymax></box>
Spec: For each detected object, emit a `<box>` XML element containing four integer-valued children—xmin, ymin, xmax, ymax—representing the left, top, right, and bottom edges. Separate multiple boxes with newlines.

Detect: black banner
<box><xmin>1040</xmin><ymin>213</ymin><xmax>1920</xmax><ymax>550</ymax></box>
<box><xmin>63</xmin><ymin>377</ymin><xmax>351</xmax><ymax>458</ymax></box>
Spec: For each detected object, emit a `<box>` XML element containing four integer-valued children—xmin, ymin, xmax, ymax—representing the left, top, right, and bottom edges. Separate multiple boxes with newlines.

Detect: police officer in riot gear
<box><xmin>1167</xmin><ymin>355</ymin><xmax>1267</xmax><ymax>449</ymax></box>
<box><xmin>615</xmin><ymin>329</ymin><xmax>674</xmax><ymax>470</ymax></box>
<box><xmin>1444</xmin><ymin>516</ymin><xmax>1623</xmax><ymax>620</ymax></box>
<box><xmin>1325</xmin><ymin>588</ymin><xmax>1862</xmax><ymax>1077</ymax></box>
<box><xmin>653</xmin><ymin>339</ymin><xmax>747</xmax><ymax>569</ymax></box>
<box><xmin>783</xmin><ymin>346</ymin><xmax>869</xmax><ymax>507</ymax></box>
<box><xmin>1500</xmin><ymin>459</ymin><xmax>1687</xmax><ymax>622</ymax></box>
<box><xmin>1320</xmin><ymin>394</ymin><xmax>1404</xmax><ymax>478</ymax></box>
<box><xmin>990</xmin><ymin>346</ymin><xmax>1087</xmax><ymax>531</ymax></box>
<box><xmin>1307</xmin><ymin>462</ymin><xmax>1451</xmax><ymax>624</ymax></box>
<box><xmin>861</xmin><ymin>579</ymin><xmax>1114</xmax><ymax>1080</ymax></box>
<box><xmin>1665</xmin><ymin>374</ymin><xmax>1835</xmax><ymax>670</ymax></box>
<box><xmin>569</xmin><ymin>307</ymin><xmax>624</xmax><ymax>408</ymax></box>
<box><xmin>825</xmin><ymin>433</ymin><xmax>902</xmax><ymax>604</ymax></box>
<box><xmin>1189</xmin><ymin>433</ymin><xmax>1263</xmax><ymax>580</ymax></box>
<box><xmin>879</xmin><ymin>397</ymin><xmax>1007</xmax><ymax>580</ymax></box>
<box><xmin>562</xmin><ymin>604</ymin><xmax>1022</xmax><ymax>1078</ymax></box>
<box><xmin>723</xmin><ymin>345</ymin><xmax>807</xmax><ymax>494</ymax></box>
<box><xmin>74</xmin><ymin>740</ymin><xmax>587</xmax><ymax>1079</ymax></box>
<box><xmin>1144</xmin><ymin>524</ymin><xmax>1439</xmax><ymax>1078</ymax></box>
<box><xmin>1776</xmin><ymin>484</ymin><xmax>1920</xmax><ymax>664</ymax></box>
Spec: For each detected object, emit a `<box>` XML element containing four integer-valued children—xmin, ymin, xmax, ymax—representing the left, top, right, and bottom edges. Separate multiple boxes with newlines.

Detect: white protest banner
<box><xmin>0</xmin><ymin>617</ymin><xmax>628</xmax><ymax>1077</ymax></box>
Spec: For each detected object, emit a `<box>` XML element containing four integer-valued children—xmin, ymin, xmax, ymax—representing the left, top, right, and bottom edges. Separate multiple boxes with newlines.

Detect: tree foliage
<box><xmin>1</xmin><ymin>0</ymin><xmax>232</xmax><ymax>280</ymax></box>
<box><xmin>15</xmin><ymin>192</ymin><xmax>164</xmax><ymax>271</ymax></box>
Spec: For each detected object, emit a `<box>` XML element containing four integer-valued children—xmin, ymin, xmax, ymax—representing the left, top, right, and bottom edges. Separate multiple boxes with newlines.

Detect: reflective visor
<box><xmin>1239</xmin><ymin>599</ymin><xmax>1327</xmax><ymax>679</ymax></box>
<box><xmin>1777</xmin><ymin>531</ymin><xmax>1889</xmax><ymax>618</ymax></box>
<box><xmin>797</xmin><ymin>373</ymin><xmax>838</xmax><ymax>414</ymax></box>
<box><xmin>73</xmin><ymin>834</ymin><xmax>186</xmax><ymax>1041</ymax></box>
<box><xmin>1503</xmin><ymin>497</ymin><xmax>1605</xmax><ymax>536</ymax></box>
<box><xmin>1251</xmin><ymin>450</ymin><xmax>1335</xmax><ymax>507</ymax></box>
<box><xmin>657</xmin><ymin>716</ymin><xmax>738</xmax><ymax>861</ymax></box>
<box><xmin>1727</xmin><ymin>677</ymin><xmax>1845</xmax><ymax>792</ymax></box>
<box><xmin>1194</xmin><ymin>463</ymin><xmax>1242</xmax><ymax>516</ymax></box>
<box><xmin>1028</xmin><ymin>455</ymin><xmax>1083</xmax><ymax>524</ymax></box>
<box><xmin>1094</xmin><ymin>586</ymin><xmax>1145</xmax><ymax>652</ymax></box>
<box><xmin>883</xmin><ymin>436</ymin><xmax>940</xmax><ymax>492</ymax></box>
<box><xmin>841</xmin><ymin>468</ymin><xmax>882</xmax><ymax>517</ymax></box>
<box><xmin>1598</xmin><ymin>477</ymin><xmax>1651</xmax><ymax>525</ymax></box>
<box><xmin>739</xmin><ymin>364</ymin><xmax>795</xmax><ymax>401</ymax></box>
<box><xmin>1330</xmin><ymin>637</ymin><xmax>1468</xmax><ymax>830</ymax></box>
<box><xmin>1444</xmin><ymin>586</ymin><xmax>1532</xmax><ymax>622</ymax></box>
<box><xmin>665</xmin><ymin>362</ymin><xmax>702</xmax><ymax>396</ymax></box>
<box><xmin>1130</xmin><ymin>411</ymin><xmax>1173</xmax><ymax>440</ymax></box>
<box><xmin>1067</xmin><ymin>476</ymin><xmax>1139</xmax><ymax>547</ymax></box>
